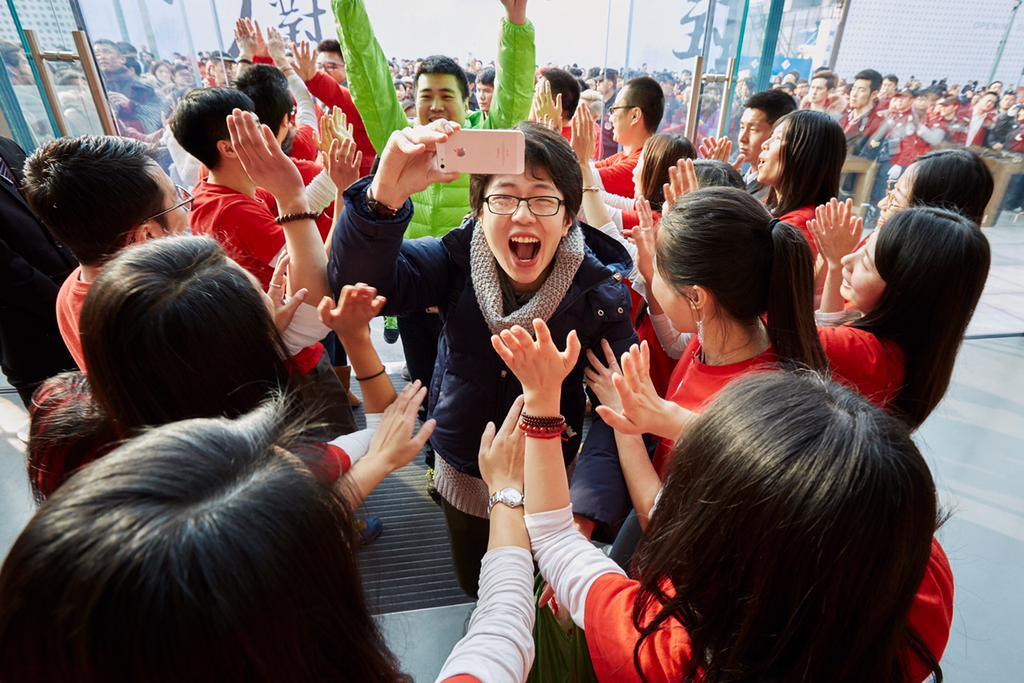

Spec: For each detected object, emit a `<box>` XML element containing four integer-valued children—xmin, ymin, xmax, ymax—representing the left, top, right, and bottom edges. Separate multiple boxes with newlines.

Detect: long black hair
<box><xmin>0</xmin><ymin>396</ymin><xmax>403</xmax><ymax>682</ymax></box>
<box><xmin>656</xmin><ymin>187</ymin><xmax>826</xmax><ymax>370</ymax></box>
<box><xmin>79</xmin><ymin>236</ymin><xmax>293</xmax><ymax>436</ymax></box>
<box><xmin>768</xmin><ymin>110</ymin><xmax>846</xmax><ymax>217</ymax></box>
<box><xmin>631</xmin><ymin>372</ymin><xmax>943</xmax><ymax>682</ymax></box>
<box><xmin>853</xmin><ymin>207</ymin><xmax>990</xmax><ymax>428</ymax></box>
<box><xmin>909</xmin><ymin>149</ymin><xmax>994</xmax><ymax>225</ymax></box>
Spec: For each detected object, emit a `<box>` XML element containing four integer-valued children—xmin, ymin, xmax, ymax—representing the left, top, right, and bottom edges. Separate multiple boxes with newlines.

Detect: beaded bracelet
<box><xmin>519</xmin><ymin>413</ymin><xmax>566</xmax><ymax>440</ymax></box>
<box><xmin>275</xmin><ymin>211</ymin><xmax>319</xmax><ymax>225</ymax></box>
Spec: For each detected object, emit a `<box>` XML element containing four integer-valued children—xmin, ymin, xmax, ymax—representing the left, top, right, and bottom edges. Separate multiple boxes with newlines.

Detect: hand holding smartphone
<box><xmin>435</xmin><ymin>129</ymin><xmax>526</xmax><ymax>175</ymax></box>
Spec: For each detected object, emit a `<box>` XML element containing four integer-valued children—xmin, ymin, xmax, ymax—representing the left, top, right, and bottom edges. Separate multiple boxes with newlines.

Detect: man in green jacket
<box><xmin>331</xmin><ymin>0</ymin><xmax>536</xmax><ymax>415</ymax></box>
<box><xmin>331</xmin><ymin>0</ymin><xmax>536</xmax><ymax>239</ymax></box>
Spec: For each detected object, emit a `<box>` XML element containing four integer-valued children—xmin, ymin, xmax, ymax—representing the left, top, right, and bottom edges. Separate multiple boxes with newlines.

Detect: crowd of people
<box><xmin>0</xmin><ymin>0</ymin><xmax>999</xmax><ymax>680</ymax></box>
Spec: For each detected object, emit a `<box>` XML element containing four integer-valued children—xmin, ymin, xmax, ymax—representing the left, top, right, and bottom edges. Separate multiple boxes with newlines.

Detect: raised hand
<box><xmin>570</xmin><ymin>101</ymin><xmax>596</xmax><ymax>164</ymax></box>
<box><xmin>478</xmin><ymin>395</ymin><xmax>526</xmax><ymax>494</ymax></box>
<box><xmin>265</xmin><ymin>27</ymin><xmax>289</xmax><ymax>69</ymax></box>
<box><xmin>226</xmin><ymin>109</ymin><xmax>306</xmax><ymax>205</ymax></box>
<box><xmin>234</xmin><ymin>18</ymin><xmax>268</xmax><ymax>60</ymax></box>
<box><xmin>530</xmin><ymin>78</ymin><xmax>562</xmax><ymax>129</ymax></box>
<box><xmin>698</xmin><ymin>135</ymin><xmax>732</xmax><ymax>162</ymax></box>
<box><xmin>662</xmin><ymin>157</ymin><xmax>699</xmax><ymax>209</ymax></box>
<box><xmin>318</xmin><ymin>106</ymin><xmax>354</xmax><ymax>158</ymax></box>
<box><xmin>268</xmin><ymin>254</ymin><xmax>309</xmax><ymax>333</ymax></box>
<box><xmin>808</xmin><ymin>197</ymin><xmax>863</xmax><ymax>270</ymax></box>
<box><xmin>499</xmin><ymin>0</ymin><xmax>528</xmax><ymax>25</ymax></box>
<box><xmin>623</xmin><ymin>196</ymin><xmax>658</xmax><ymax>287</ymax></box>
<box><xmin>325</xmin><ymin>136</ymin><xmax>363</xmax><ymax>192</ymax></box>
<box><xmin>368</xmin><ymin>120</ymin><xmax>462</xmax><ymax>209</ymax></box>
<box><xmin>318</xmin><ymin>283</ymin><xmax>385</xmax><ymax>343</ymax></box>
<box><xmin>491</xmin><ymin>319</ymin><xmax>581</xmax><ymax>402</ymax></box>
<box><xmin>595</xmin><ymin>341</ymin><xmax>694</xmax><ymax>440</ymax></box>
<box><xmin>365</xmin><ymin>381</ymin><xmax>437</xmax><ymax>473</ymax></box>
<box><xmin>290</xmin><ymin>40</ymin><xmax>317</xmax><ymax>81</ymax></box>
<box><xmin>584</xmin><ymin>339</ymin><xmax>624</xmax><ymax>411</ymax></box>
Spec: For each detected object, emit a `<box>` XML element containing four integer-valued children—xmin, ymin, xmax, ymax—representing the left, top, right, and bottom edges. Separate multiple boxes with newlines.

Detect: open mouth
<box><xmin>509</xmin><ymin>235</ymin><xmax>541</xmax><ymax>267</ymax></box>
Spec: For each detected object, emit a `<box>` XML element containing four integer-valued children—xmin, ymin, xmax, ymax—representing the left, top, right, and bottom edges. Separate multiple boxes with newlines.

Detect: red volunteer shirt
<box><xmin>288</xmin><ymin>124</ymin><xmax>320</xmax><ymax>162</ymax></box>
<box><xmin>55</xmin><ymin>266</ymin><xmax>91</xmax><ymax>371</ymax></box>
<box><xmin>596</xmin><ymin>148</ymin><xmax>642</xmax><ymax>198</ymax></box>
<box><xmin>560</xmin><ymin>123</ymin><xmax>602</xmax><ymax>160</ymax></box>
<box><xmin>189</xmin><ymin>179</ymin><xmax>285</xmax><ymax>289</ymax></box>
<box><xmin>584</xmin><ymin>539</ymin><xmax>954</xmax><ymax>682</ymax></box>
<box><xmin>819</xmin><ymin>324</ymin><xmax>905</xmax><ymax>410</ymax></box>
<box><xmin>777</xmin><ymin>206</ymin><xmax>818</xmax><ymax>261</ymax></box>
<box><xmin>654</xmin><ymin>338</ymin><xmax>776</xmax><ymax>475</ymax></box>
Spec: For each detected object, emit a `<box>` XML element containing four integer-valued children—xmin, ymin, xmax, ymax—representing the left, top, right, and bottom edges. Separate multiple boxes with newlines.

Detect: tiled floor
<box><xmin>1</xmin><ymin>227</ymin><xmax>1022</xmax><ymax>681</ymax></box>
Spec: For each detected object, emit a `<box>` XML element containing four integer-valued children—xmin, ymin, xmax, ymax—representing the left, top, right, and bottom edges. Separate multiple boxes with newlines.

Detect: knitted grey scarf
<box><xmin>470</xmin><ymin>222</ymin><xmax>585</xmax><ymax>335</ymax></box>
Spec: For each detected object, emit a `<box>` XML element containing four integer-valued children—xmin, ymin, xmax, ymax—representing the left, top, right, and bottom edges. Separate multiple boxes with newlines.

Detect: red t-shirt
<box><xmin>189</xmin><ymin>179</ymin><xmax>285</xmax><ymax>289</ymax></box>
<box><xmin>55</xmin><ymin>266</ymin><xmax>91</xmax><ymax>371</ymax></box>
<box><xmin>584</xmin><ymin>539</ymin><xmax>954</xmax><ymax>682</ymax></box>
<box><xmin>654</xmin><ymin>338</ymin><xmax>777</xmax><ymax>475</ymax></box>
<box><xmin>596</xmin><ymin>148</ymin><xmax>642</xmax><ymax>198</ymax></box>
<box><xmin>819</xmin><ymin>324</ymin><xmax>905</xmax><ymax>410</ymax></box>
<box><xmin>560</xmin><ymin>123</ymin><xmax>602</xmax><ymax>160</ymax></box>
<box><xmin>305</xmin><ymin>72</ymin><xmax>376</xmax><ymax>176</ymax></box>
<box><xmin>626</xmin><ymin>284</ymin><xmax>674</xmax><ymax>398</ymax></box>
<box><xmin>288</xmin><ymin>124</ymin><xmax>319</xmax><ymax>162</ymax></box>
<box><xmin>778</xmin><ymin>206</ymin><xmax>818</xmax><ymax>261</ymax></box>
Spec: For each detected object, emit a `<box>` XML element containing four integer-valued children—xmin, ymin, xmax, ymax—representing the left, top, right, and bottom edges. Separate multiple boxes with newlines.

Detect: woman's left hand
<box><xmin>491</xmin><ymin>319</ymin><xmax>581</xmax><ymax>401</ymax></box>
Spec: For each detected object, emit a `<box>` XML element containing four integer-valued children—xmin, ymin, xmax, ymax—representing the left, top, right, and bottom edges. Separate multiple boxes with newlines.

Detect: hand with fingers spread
<box><xmin>317</xmin><ymin>283</ymin><xmax>385</xmax><ymax>344</ymax></box>
<box><xmin>808</xmin><ymin>197</ymin><xmax>863</xmax><ymax>271</ymax></box>
<box><xmin>226</xmin><ymin>108</ymin><xmax>306</xmax><ymax>209</ymax></box>
<box><xmin>265</xmin><ymin>27</ymin><xmax>290</xmax><ymax>69</ymax></box>
<box><xmin>290</xmin><ymin>40</ymin><xmax>317</xmax><ymax>82</ymax></box>
<box><xmin>595</xmin><ymin>341</ymin><xmax>694</xmax><ymax>441</ymax></box>
<box><xmin>318</xmin><ymin>106</ymin><xmax>354</xmax><ymax>158</ymax></box>
<box><xmin>623</xmin><ymin>196</ymin><xmax>659</xmax><ymax>287</ymax></box>
<box><xmin>369</xmin><ymin>120</ymin><xmax>463</xmax><ymax>209</ymax></box>
<box><xmin>570</xmin><ymin>102</ymin><xmax>596</xmax><ymax>164</ymax></box>
<box><xmin>268</xmin><ymin>254</ymin><xmax>309</xmax><ymax>334</ymax></box>
<box><xmin>698</xmin><ymin>136</ymin><xmax>731</xmax><ymax>163</ymax></box>
<box><xmin>325</xmin><ymin>136</ymin><xmax>363</xmax><ymax>192</ymax></box>
<box><xmin>662</xmin><ymin>158</ymin><xmax>699</xmax><ymax>209</ymax></box>
<box><xmin>584</xmin><ymin>339</ymin><xmax>625</xmax><ymax>411</ymax></box>
<box><xmin>235</xmin><ymin>18</ymin><xmax>268</xmax><ymax>61</ymax></box>
<box><xmin>490</xmin><ymin>319</ymin><xmax>581</xmax><ymax>403</ymax></box>
<box><xmin>478</xmin><ymin>395</ymin><xmax>526</xmax><ymax>495</ymax></box>
<box><xmin>365</xmin><ymin>381</ymin><xmax>437</xmax><ymax>473</ymax></box>
<box><xmin>530</xmin><ymin>78</ymin><xmax>562</xmax><ymax>129</ymax></box>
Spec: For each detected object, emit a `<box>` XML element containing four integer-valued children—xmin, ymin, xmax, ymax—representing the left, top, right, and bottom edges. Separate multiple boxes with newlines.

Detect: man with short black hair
<box><xmin>476</xmin><ymin>67</ymin><xmax>496</xmax><ymax>115</ymax></box>
<box><xmin>738</xmin><ymin>89</ymin><xmax>797</xmax><ymax>197</ymax></box>
<box><xmin>93</xmin><ymin>39</ymin><xmax>165</xmax><ymax>133</ymax></box>
<box><xmin>840</xmin><ymin>68</ymin><xmax>885</xmax><ymax>157</ymax></box>
<box><xmin>596</xmin><ymin>75</ymin><xmax>664</xmax><ymax>196</ymax></box>
<box><xmin>802</xmin><ymin>69</ymin><xmax>844</xmax><ymax>119</ymax></box>
<box><xmin>22</xmin><ymin>136</ymin><xmax>190</xmax><ymax>370</ymax></box>
<box><xmin>537</xmin><ymin>67</ymin><xmax>593</xmax><ymax>154</ymax></box>
<box><xmin>879</xmin><ymin>74</ymin><xmax>899</xmax><ymax>109</ymax></box>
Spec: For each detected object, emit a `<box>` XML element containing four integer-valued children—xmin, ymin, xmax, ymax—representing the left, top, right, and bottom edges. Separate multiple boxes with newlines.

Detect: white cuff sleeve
<box><xmin>304</xmin><ymin>169</ymin><xmax>337</xmax><ymax>215</ymax></box>
<box><xmin>814</xmin><ymin>308</ymin><xmax>860</xmax><ymax>328</ymax></box>
<box><xmin>325</xmin><ymin>413</ymin><xmax>381</xmax><ymax>466</ymax></box>
<box><xmin>650</xmin><ymin>312</ymin><xmax>691</xmax><ymax>359</ymax></box>
<box><xmin>282</xmin><ymin>301</ymin><xmax>331</xmax><ymax>357</ymax></box>
<box><xmin>592</xmin><ymin>220</ymin><xmax>641</xmax><ymax>287</ymax></box>
<box><xmin>525</xmin><ymin>505</ymin><xmax>625</xmax><ymax>629</ymax></box>
<box><xmin>287</xmin><ymin>72</ymin><xmax>318</xmax><ymax>131</ymax></box>
<box><xmin>435</xmin><ymin>547</ymin><xmax>536</xmax><ymax>683</ymax></box>
<box><xmin>600</xmin><ymin>191</ymin><xmax>635</xmax><ymax>212</ymax></box>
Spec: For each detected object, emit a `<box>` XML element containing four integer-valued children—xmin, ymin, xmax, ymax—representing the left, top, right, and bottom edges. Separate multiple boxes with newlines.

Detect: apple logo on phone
<box><xmin>454</xmin><ymin>147</ymin><xmax>466</xmax><ymax>157</ymax></box>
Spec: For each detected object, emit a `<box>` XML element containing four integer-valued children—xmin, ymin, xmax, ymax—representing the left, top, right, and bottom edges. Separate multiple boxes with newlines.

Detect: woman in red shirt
<box><xmin>492</xmin><ymin>325</ymin><xmax>952</xmax><ymax>683</ymax></box>
<box><xmin>755</xmin><ymin>109</ymin><xmax>846</xmax><ymax>261</ymax></box>
<box><xmin>812</xmin><ymin>202</ymin><xmax>991</xmax><ymax>427</ymax></box>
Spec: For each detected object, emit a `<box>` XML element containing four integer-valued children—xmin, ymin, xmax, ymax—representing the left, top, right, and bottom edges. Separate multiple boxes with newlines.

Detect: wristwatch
<box><xmin>366</xmin><ymin>185</ymin><xmax>400</xmax><ymax>219</ymax></box>
<box><xmin>487</xmin><ymin>487</ymin><xmax>525</xmax><ymax>514</ymax></box>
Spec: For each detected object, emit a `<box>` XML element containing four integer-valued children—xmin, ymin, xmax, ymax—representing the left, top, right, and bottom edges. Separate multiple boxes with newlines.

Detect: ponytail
<box><xmin>656</xmin><ymin>188</ymin><xmax>826</xmax><ymax>371</ymax></box>
<box><xmin>766</xmin><ymin>218</ymin><xmax>827</xmax><ymax>370</ymax></box>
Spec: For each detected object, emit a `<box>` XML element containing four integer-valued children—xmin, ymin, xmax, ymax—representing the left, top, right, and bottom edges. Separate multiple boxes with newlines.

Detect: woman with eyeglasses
<box><xmin>876</xmin><ymin>148</ymin><xmax>994</xmax><ymax>229</ymax></box>
<box><xmin>329</xmin><ymin>120</ymin><xmax>639</xmax><ymax>597</ymax></box>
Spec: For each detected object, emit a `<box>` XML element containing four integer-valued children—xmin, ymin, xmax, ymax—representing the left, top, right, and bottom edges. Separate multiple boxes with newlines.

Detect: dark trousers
<box><xmin>440</xmin><ymin>497</ymin><xmax>490</xmax><ymax>599</ymax></box>
<box><xmin>608</xmin><ymin>510</ymin><xmax>644</xmax><ymax>570</ymax></box>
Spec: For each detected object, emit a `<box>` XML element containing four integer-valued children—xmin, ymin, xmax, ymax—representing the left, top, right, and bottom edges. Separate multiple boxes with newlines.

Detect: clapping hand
<box><xmin>234</xmin><ymin>18</ymin><xmax>268</xmax><ymax>60</ymax></box>
<box><xmin>226</xmin><ymin>109</ymin><xmax>306</xmax><ymax>205</ymax></box>
<box><xmin>478</xmin><ymin>395</ymin><xmax>526</xmax><ymax>495</ymax></box>
<box><xmin>570</xmin><ymin>101</ymin><xmax>596</xmax><ymax>163</ymax></box>
<box><xmin>808</xmin><ymin>197</ymin><xmax>863</xmax><ymax>270</ymax></box>
<box><xmin>595</xmin><ymin>341</ymin><xmax>694</xmax><ymax>440</ymax></box>
<box><xmin>265</xmin><ymin>27</ymin><xmax>290</xmax><ymax>69</ymax></box>
<box><xmin>366</xmin><ymin>381</ymin><xmax>437</xmax><ymax>474</ymax></box>
<box><xmin>491</xmin><ymin>319</ymin><xmax>581</xmax><ymax>402</ymax></box>
<box><xmin>529</xmin><ymin>78</ymin><xmax>562</xmax><ymax>131</ymax></box>
<box><xmin>317</xmin><ymin>283</ymin><xmax>385</xmax><ymax>344</ymax></box>
<box><xmin>325</xmin><ymin>136</ymin><xmax>363</xmax><ymax>192</ymax></box>
<box><xmin>662</xmin><ymin>158</ymin><xmax>699</xmax><ymax>209</ymax></box>
<box><xmin>622</xmin><ymin>196</ymin><xmax>658</xmax><ymax>287</ymax></box>
<box><xmin>698</xmin><ymin>135</ymin><xmax>745</xmax><ymax>170</ymax></box>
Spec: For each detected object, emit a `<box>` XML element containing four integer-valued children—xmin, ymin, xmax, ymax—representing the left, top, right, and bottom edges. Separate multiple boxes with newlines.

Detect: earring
<box><xmin>696</xmin><ymin>317</ymin><xmax>704</xmax><ymax>347</ymax></box>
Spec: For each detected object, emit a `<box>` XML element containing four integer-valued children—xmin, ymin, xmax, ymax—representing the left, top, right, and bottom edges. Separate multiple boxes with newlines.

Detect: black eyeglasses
<box><xmin>608</xmin><ymin>104</ymin><xmax>638</xmax><ymax>113</ymax></box>
<box><xmin>484</xmin><ymin>194</ymin><xmax>564</xmax><ymax>217</ymax></box>
<box><xmin>142</xmin><ymin>185</ymin><xmax>193</xmax><ymax>224</ymax></box>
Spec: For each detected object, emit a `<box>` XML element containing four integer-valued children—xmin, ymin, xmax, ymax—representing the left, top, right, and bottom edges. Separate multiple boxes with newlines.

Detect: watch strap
<box><xmin>366</xmin><ymin>185</ymin><xmax>400</xmax><ymax>218</ymax></box>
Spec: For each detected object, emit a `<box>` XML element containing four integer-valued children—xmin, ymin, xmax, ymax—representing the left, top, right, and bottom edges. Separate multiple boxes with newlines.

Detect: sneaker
<box><xmin>383</xmin><ymin>316</ymin><xmax>400</xmax><ymax>344</ymax></box>
<box><xmin>401</xmin><ymin>365</ymin><xmax>412</xmax><ymax>382</ymax></box>
<box><xmin>355</xmin><ymin>516</ymin><xmax>384</xmax><ymax>545</ymax></box>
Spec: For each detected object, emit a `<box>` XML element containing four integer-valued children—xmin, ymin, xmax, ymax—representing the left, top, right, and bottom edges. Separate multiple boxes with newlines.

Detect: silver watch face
<box><xmin>493</xmin><ymin>487</ymin><xmax>524</xmax><ymax>508</ymax></box>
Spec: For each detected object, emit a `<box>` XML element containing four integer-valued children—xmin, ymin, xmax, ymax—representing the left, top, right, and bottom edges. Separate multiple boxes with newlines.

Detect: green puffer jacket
<box><xmin>332</xmin><ymin>0</ymin><xmax>536</xmax><ymax>238</ymax></box>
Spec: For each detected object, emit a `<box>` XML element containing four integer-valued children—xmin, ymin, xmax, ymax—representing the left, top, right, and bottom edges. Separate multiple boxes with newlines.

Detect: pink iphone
<box><xmin>435</xmin><ymin>129</ymin><xmax>525</xmax><ymax>175</ymax></box>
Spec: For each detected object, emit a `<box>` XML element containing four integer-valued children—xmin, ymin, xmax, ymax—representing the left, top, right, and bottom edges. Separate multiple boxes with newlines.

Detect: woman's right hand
<box><xmin>290</xmin><ymin>39</ymin><xmax>317</xmax><ymax>81</ymax></box>
<box><xmin>366</xmin><ymin>381</ymin><xmax>436</xmax><ymax>473</ymax></box>
<box><xmin>584</xmin><ymin>339</ymin><xmax>624</xmax><ymax>411</ymax></box>
<box><xmin>491</xmin><ymin>319</ymin><xmax>581</xmax><ymax>404</ymax></box>
<box><xmin>662</xmin><ymin>158</ymin><xmax>698</xmax><ymax>209</ymax></box>
<box><xmin>808</xmin><ymin>197</ymin><xmax>863</xmax><ymax>270</ymax></box>
<box><xmin>369</xmin><ymin>121</ymin><xmax>462</xmax><ymax>210</ymax></box>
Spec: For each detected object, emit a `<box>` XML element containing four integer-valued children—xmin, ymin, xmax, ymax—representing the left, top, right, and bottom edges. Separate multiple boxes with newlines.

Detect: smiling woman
<box><xmin>330</xmin><ymin>121</ymin><xmax>638</xmax><ymax>597</ymax></box>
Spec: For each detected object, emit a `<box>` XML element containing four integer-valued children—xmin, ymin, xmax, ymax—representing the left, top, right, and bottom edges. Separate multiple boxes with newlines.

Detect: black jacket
<box><xmin>330</xmin><ymin>178</ymin><xmax>640</xmax><ymax>538</ymax></box>
<box><xmin>0</xmin><ymin>137</ymin><xmax>77</xmax><ymax>395</ymax></box>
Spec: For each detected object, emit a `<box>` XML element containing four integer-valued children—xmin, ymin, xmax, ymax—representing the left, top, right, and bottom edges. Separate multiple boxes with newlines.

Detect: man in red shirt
<box><xmin>170</xmin><ymin>88</ymin><xmax>290</xmax><ymax>289</ymax></box>
<box><xmin>22</xmin><ymin>136</ymin><xmax>191</xmax><ymax>370</ymax></box>
<box><xmin>596</xmin><ymin>76</ymin><xmax>664</xmax><ymax>197</ymax></box>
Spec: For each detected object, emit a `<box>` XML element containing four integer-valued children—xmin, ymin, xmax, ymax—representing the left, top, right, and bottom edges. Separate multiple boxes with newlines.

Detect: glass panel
<box><xmin>0</xmin><ymin>2</ymin><xmax>56</xmax><ymax>148</ymax></box>
<box><xmin>43</xmin><ymin>57</ymin><xmax>103</xmax><ymax>136</ymax></box>
<box><xmin>9</xmin><ymin>0</ymin><xmax>78</xmax><ymax>52</ymax></box>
